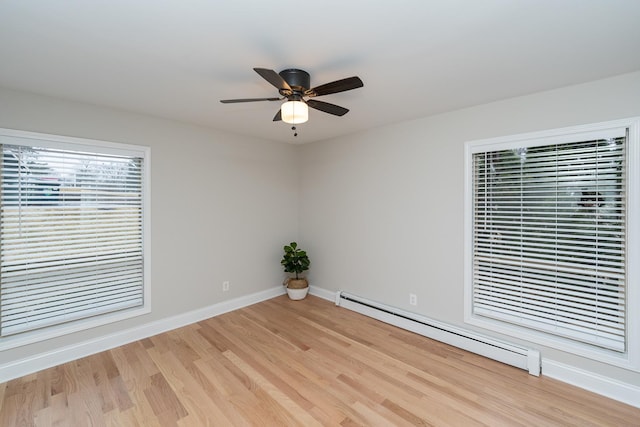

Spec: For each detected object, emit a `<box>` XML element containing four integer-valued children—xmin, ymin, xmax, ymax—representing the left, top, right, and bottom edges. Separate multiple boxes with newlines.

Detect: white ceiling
<box><xmin>1</xmin><ymin>1</ymin><xmax>639</xmax><ymax>144</ymax></box>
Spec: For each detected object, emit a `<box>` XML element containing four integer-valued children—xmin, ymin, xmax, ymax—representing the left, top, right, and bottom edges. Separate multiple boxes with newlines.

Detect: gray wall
<box><xmin>0</xmin><ymin>87</ymin><xmax>299</xmax><ymax>364</ymax></box>
<box><xmin>298</xmin><ymin>71</ymin><xmax>640</xmax><ymax>386</ymax></box>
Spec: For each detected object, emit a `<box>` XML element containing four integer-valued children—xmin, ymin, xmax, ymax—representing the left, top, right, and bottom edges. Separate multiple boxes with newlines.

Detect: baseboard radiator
<box><xmin>335</xmin><ymin>291</ymin><xmax>540</xmax><ymax>376</ymax></box>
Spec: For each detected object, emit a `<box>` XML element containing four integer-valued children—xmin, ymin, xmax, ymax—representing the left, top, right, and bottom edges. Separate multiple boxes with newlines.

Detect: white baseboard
<box><xmin>0</xmin><ymin>286</ymin><xmax>286</xmax><ymax>383</ymax></box>
<box><xmin>309</xmin><ymin>285</ymin><xmax>337</xmax><ymax>302</ymax></box>
<box><xmin>542</xmin><ymin>359</ymin><xmax>640</xmax><ymax>408</ymax></box>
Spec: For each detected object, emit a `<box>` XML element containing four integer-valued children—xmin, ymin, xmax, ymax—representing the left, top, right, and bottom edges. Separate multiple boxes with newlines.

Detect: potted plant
<box><xmin>281</xmin><ymin>242</ymin><xmax>310</xmax><ymax>300</ymax></box>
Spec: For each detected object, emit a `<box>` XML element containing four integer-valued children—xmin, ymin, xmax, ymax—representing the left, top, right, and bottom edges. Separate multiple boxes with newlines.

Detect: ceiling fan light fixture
<box><xmin>281</xmin><ymin>100</ymin><xmax>308</xmax><ymax>124</ymax></box>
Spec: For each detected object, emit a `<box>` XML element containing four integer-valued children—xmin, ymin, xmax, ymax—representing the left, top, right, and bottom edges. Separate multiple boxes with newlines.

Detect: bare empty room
<box><xmin>1</xmin><ymin>1</ymin><xmax>640</xmax><ymax>425</ymax></box>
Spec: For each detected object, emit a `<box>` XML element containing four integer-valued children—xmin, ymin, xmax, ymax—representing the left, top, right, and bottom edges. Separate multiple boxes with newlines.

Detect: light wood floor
<box><xmin>1</xmin><ymin>295</ymin><xmax>639</xmax><ymax>426</ymax></box>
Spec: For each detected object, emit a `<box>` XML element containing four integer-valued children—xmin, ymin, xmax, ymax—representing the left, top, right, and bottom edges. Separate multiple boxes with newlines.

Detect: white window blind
<box><xmin>0</xmin><ymin>143</ymin><xmax>144</xmax><ymax>337</ymax></box>
<box><xmin>471</xmin><ymin>131</ymin><xmax>627</xmax><ymax>352</ymax></box>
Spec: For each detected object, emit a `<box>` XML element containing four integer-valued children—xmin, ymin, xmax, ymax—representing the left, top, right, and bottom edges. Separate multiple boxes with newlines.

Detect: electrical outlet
<box><xmin>409</xmin><ymin>293</ymin><xmax>417</xmax><ymax>306</ymax></box>
<box><xmin>222</xmin><ymin>281</ymin><xmax>230</xmax><ymax>292</ymax></box>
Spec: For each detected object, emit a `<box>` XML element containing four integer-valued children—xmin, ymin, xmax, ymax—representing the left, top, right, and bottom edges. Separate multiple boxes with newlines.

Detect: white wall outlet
<box><xmin>222</xmin><ymin>281</ymin><xmax>230</xmax><ymax>292</ymax></box>
<box><xmin>409</xmin><ymin>293</ymin><xmax>417</xmax><ymax>306</ymax></box>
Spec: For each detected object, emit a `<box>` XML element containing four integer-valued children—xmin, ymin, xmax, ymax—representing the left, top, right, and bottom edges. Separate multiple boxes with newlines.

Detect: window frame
<box><xmin>464</xmin><ymin>118</ymin><xmax>639</xmax><ymax>371</ymax></box>
<box><xmin>0</xmin><ymin>128</ymin><xmax>151</xmax><ymax>350</ymax></box>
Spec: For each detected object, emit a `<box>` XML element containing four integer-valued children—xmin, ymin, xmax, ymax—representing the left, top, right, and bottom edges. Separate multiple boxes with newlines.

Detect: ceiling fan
<box><xmin>220</xmin><ymin>68</ymin><xmax>363</xmax><ymax>125</ymax></box>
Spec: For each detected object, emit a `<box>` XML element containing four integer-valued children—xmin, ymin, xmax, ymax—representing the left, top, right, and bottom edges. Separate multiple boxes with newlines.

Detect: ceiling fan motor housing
<box><xmin>279</xmin><ymin>69</ymin><xmax>310</xmax><ymax>93</ymax></box>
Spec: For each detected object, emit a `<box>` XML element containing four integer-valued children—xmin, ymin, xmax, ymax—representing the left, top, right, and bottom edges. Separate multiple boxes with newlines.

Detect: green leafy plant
<box><xmin>281</xmin><ymin>242</ymin><xmax>310</xmax><ymax>279</ymax></box>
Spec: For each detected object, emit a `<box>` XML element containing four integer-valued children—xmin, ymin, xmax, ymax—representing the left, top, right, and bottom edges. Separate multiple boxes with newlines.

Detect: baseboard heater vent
<box><xmin>335</xmin><ymin>291</ymin><xmax>540</xmax><ymax>376</ymax></box>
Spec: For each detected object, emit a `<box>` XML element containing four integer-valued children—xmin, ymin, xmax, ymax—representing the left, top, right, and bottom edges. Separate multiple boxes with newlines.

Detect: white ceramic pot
<box><xmin>286</xmin><ymin>286</ymin><xmax>309</xmax><ymax>300</ymax></box>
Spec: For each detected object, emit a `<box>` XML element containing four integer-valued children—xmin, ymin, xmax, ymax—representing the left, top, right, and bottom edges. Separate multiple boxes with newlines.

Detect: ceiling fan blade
<box><xmin>254</xmin><ymin>67</ymin><xmax>292</xmax><ymax>92</ymax></box>
<box><xmin>273</xmin><ymin>110</ymin><xmax>282</xmax><ymax>122</ymax></box>
<box><xmin>306</xmin><ymin>99</ymin><xmax>349</xmax><ymax>116</ymax></box>
<box><xmin>220</xmin><ymin>97</ymin><xmax>281</xmax><ymax>103</ymax></box>
<box><xmin>305</xmin><ymin>76</ymin><xmax>363</xmax><ymax>97</ymax></box>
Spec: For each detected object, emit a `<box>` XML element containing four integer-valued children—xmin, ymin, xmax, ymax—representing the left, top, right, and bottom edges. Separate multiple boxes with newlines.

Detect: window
<box><xmin>464</xmin><ymin>118</ymin><xmax>639</xmax><ymax>370</ymax></box>
<box><xmin>0</xmin><ymin>128</ymin><xmax>150</xmax><ymax>347</ymax></box>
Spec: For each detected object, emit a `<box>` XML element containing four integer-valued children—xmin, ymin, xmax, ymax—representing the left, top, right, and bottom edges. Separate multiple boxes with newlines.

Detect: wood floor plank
<box><xmin>1</xmin><ymin>295</ymin><xmax>639</xmax><ymax>426</ymax></box>
<box><xmin>223</xmin><ymin>349</ymin><xmax>322</xmax><ymax>427</ymax></box>
<box><xmin>212</xmin><ymin>308</ymin><xmax>390</xmax><ymax>425</ymax></box>
<box><xmin>187</xmin><ymin>359</ymin><xmax>254</xmax><ymax>427</ymax></box>
<box><xmin>309</xmin><ymin>326</ymin><xmax>512</xmax><ymax>425</ymax></box>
